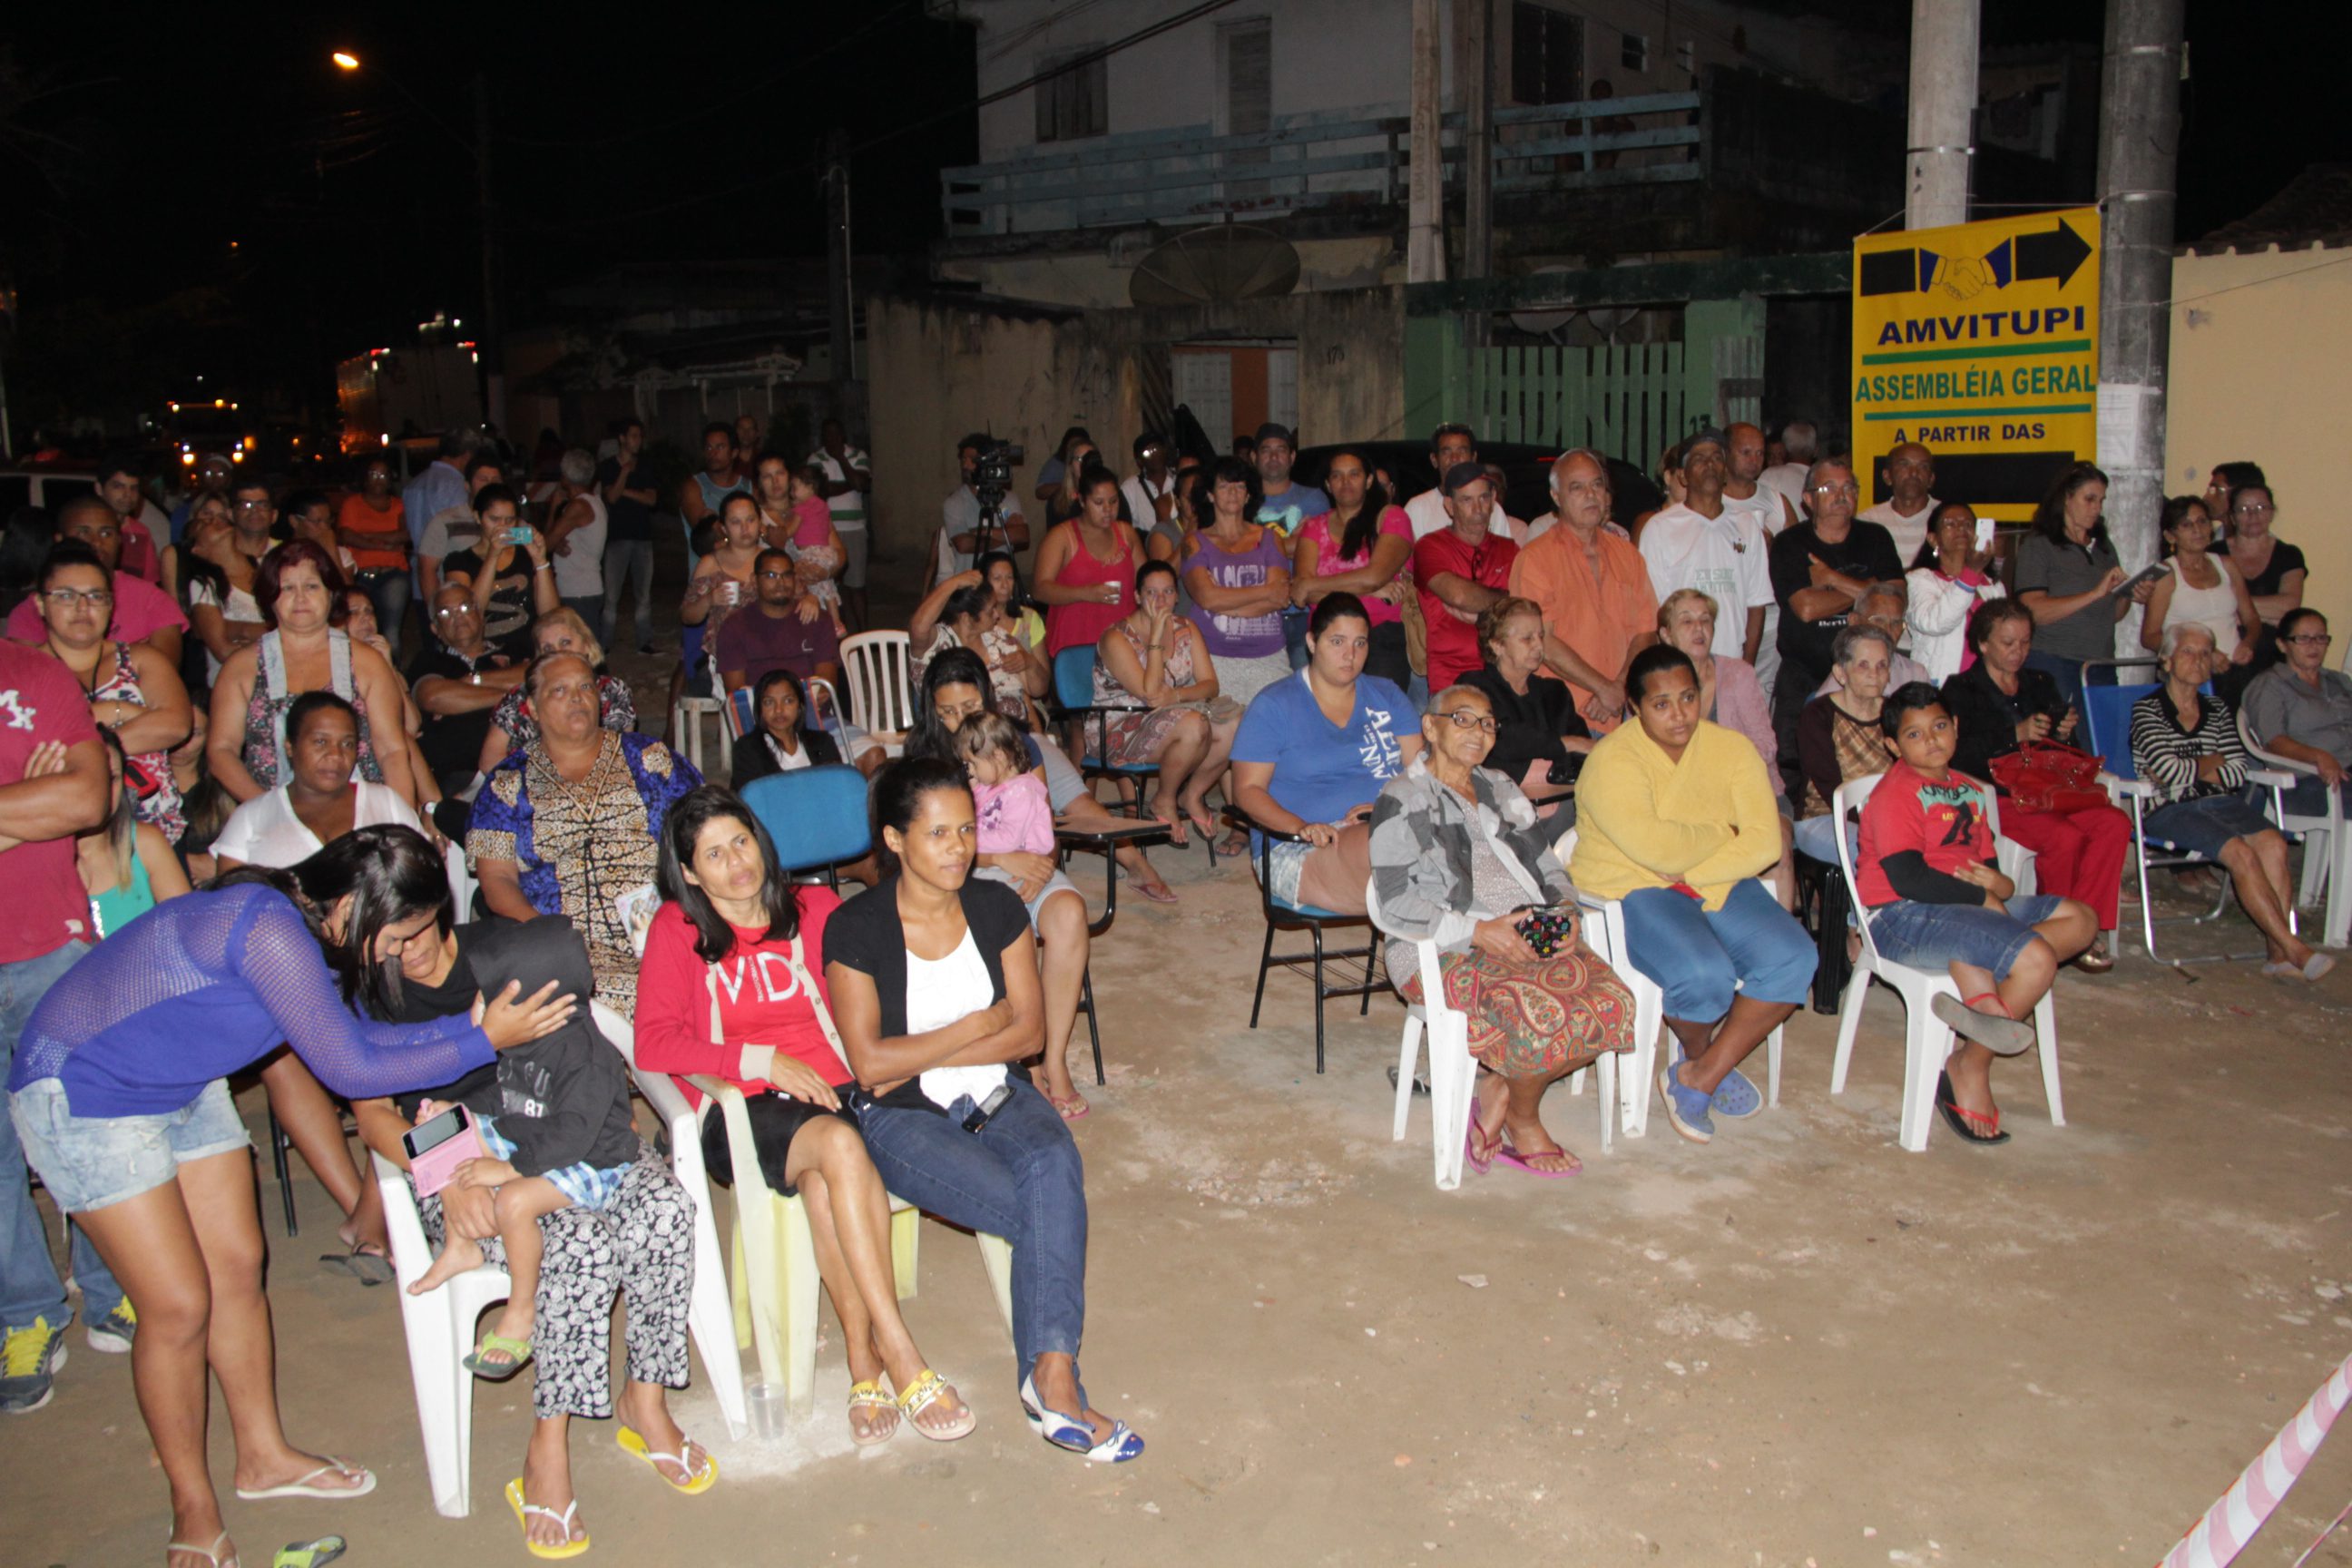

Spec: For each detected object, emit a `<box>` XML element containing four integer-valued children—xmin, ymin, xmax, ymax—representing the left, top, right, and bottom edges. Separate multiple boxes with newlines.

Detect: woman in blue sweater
<box><xmin>9</xmin><ymin>827</ymin><xmax>577</xmax><ymax>1568</ymax></box>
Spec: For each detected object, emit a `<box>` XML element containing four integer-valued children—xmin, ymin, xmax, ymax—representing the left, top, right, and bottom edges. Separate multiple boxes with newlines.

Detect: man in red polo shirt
<box><xmin>1411</xmin><ymin>463</ymin><xmax>1519</xmax><ymax>688</ymax></box>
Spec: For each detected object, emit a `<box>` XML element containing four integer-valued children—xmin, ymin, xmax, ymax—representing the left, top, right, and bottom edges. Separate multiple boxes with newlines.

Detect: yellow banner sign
<box><xmin>1850</xmin><ymin>207</ymin><xmax>2101</xmax><ymax>523</ymax></box>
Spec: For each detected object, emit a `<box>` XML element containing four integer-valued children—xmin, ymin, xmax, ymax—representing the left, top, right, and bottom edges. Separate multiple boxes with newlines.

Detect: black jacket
<box><xmin>729</xmin><ymin>728</ymin><xmax>845</xmax><ymax>792</ymax></box>
<box><xmin>1939</xmin><ymin>661</ymin><xmax>2073</xmax><ymax>789</ymax></box>
<box><xmin>471</xmin><ymin>918</ymin><xmax>640</xmax><ymax>1177</ymax></box>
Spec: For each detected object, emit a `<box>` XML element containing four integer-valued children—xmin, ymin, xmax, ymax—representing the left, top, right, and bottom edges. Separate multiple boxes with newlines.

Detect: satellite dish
<box><xmin>1130</xmin><ymin>225</ymin><xmax>1301</xmax><ymax>307</ymax></box>
<box><xmin>1510</xmin><ymin>266</ymin><xmax>1578</xmax><ymax>336</ymax></box>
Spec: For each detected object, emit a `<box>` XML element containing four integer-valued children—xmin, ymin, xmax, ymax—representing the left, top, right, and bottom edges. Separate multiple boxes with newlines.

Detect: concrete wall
<box><xmin>2166</xmin><ymin>244</ymin><xmax>2352</xmax><ymax>637</ymax></box>
<box><xmin>866</xmin><ymin>287</ymin><xmax>1406</xmax><ymax>568</ymax></box>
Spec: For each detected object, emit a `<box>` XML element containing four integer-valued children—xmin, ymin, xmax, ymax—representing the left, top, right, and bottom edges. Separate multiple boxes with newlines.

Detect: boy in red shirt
<box><xmin>1855</xmin><ymin>682</ymin><xmax>2094</xmax><ymax>1143</ymax></box>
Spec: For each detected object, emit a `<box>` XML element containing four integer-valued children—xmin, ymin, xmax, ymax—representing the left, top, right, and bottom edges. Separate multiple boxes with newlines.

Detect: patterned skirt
<box><xmin>1397</xmin><ymin>943</ymin><xmax>1638</xmax><ymax>1079</ymax></box>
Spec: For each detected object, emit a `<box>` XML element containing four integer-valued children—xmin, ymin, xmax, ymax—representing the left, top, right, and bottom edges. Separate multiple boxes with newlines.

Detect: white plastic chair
<box><xmin>838</xmin><ymin>630</ymin><xmax>915</xmax><ymax>755</ymax></box>
<box><xmin>442</xmin><ymin>839</ymin><xmax>476</xmax><ymax>921</ymax></box>
<box><xmin>1828</xmin><ymin>772</ymin><xmax>2064</xmax><ymax>1152</ymax></box>
<box><xmin>1552</xmin><ymin>827</ymin><xmax>1779</xmax><ymax>1139</ymax></box>
<box><xmin>685</xmin><ymin>1072</ymin><xmax>1014</xmax><ymax>1417</ymax></box>
<box><xmin>593</xmin><ymin>1004</ymin><xmax>748</xmax><ymax>1440</ymax></box>
<box><xmin>375</xmin><ymin>1008</ymin><xmax>752</xmax><ymax>1517</ymax></box>
<box><xmin>1366</xmin><ymin>880</ymin><xmax>1477</xmax><ymax>1190</ymax></box>
<box><xmin>2239</xmin><ymin>707</ymin><xmax>2351</xmax><ymax>947</ymax></box>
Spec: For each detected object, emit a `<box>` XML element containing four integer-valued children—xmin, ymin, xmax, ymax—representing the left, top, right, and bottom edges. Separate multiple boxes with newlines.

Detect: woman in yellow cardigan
<box><xmin>1571</xmin><ymin>644</ymin><xmax>1816</xmax><ymax>1144</ymax></box>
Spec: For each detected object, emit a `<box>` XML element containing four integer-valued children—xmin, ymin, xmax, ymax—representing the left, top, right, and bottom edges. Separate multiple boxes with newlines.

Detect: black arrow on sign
<box><xmin>2013</xmin><ymin>217</ymin><xmax>2093</xmax><ymax>289</ymax></box>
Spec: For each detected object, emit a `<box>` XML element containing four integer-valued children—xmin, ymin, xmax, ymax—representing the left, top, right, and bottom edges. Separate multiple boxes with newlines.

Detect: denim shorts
<box><xmin>1867</xmin><ymin>894</ymin><xmax>2065</xmax><ymax>980</ymax></box>
<box><xmin>10</xmin><ymin>1077</ymin><xmax>250</xmax><ymax>1213</ymax></box>
<box><xmin>2142</xmin><ymin>790</ymin><xmax>2275</xmax><ymax>861</ymax></box>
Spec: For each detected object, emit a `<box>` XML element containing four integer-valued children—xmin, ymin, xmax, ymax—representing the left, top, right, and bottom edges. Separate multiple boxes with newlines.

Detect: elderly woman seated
<box><xmin>1456</xmin><ymin>595</ymin><xmax>1591</xmax><ymax>813</ymax></box>
<box><xmin>2132</xmin><ymin>622</ymin><xmax>2329</xmax><ymax>980</ymax></box>
<box><xmin>468</xmin><ymin>650</ymin><xmax>703</xmax><ymax>1014</ymax></box>
<box><xmin>1571</xmin><ymin>645</ymin><xmax>1816</xmax><ymax>1145</ymax></box>
<box><xmin>2243</xmin><ymin>607</ymin><xmax>2352</xmax><ymax>819</ymax></box>
<box><xmin>1657</xmin><ymin>587</ymin><xmax>1795</xmax><ymax>906</ymax></box>
<box><xmin>1369</xmin><ymin>684</ymin><xmax>1636</xmax><ymax>1176</ymax></box>
<box><xmin>1792</xmin><ymin>624</ymin><xmax>1896</xmax><ymax>867</ymax></box>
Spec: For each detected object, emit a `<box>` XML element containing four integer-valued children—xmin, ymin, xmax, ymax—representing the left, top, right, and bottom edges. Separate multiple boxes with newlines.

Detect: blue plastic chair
<box><xmin>741</xmin><ymin>766</ymin><xmax>873</xmax><ymax>888</ymax></box>
<box><xmin>1050</xmin><ymin>646</ymin><xmax>1216</xmax><ymax>869</ymax></box>
<box><xmin>2081</xmin><ymin>659</ymin><xmax>2294</xmax><ymax>962</ymax></box>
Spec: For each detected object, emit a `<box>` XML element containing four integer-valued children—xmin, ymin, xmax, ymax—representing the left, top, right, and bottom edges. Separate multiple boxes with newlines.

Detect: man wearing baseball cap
<box><xmin>1633</xmin><ymin>428</ymin><xmax>1773</xmax><ymax>666</ymax></box>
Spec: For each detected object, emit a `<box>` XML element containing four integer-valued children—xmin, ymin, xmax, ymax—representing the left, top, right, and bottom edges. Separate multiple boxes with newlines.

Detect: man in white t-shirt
<box><xmin>543</xmin><ymin>448</ymin><xmax>608</xmax><ymax>630</ymax></box>
<box><xmin>1860</xmin><ymin>442</ymin><xmax>1939</xmax><ymax>568</ymax></box>
<box><xmin>1406</xmin><ymin>423</ymin><xmax>1480</xmax><ymax>539</ymax></box>
<box><xmin>1758</xmin><ymin>419</ymin><xmax>1817</xmax><ymax>518</ymax></box>
<box><xmin>808</xmin><ymin>417</ymin><xmax>871</xmax><ymax>626</ymax></box>
<box><xmin>1723</xmin><ymin>422</ymin><xmax>1797</xmax><ymax>698</ymax></box>
<box><xmin>1635</xmin><ymin>428</ymin><xmax>1771</xmax><ymax>664</ymax></box>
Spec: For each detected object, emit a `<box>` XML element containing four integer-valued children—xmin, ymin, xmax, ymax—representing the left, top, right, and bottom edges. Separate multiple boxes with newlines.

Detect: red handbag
<box><xmin>1989</xmin><ymin>740</ymin><xmax>2109</xmax><ymax>813</ymax></box>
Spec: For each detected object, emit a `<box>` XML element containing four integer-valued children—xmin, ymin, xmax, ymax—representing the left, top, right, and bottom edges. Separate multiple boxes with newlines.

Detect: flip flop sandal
<box><xmin>1462</xmin><ymin>1120</ymin><xmax>1495</xmax><ymax>1177</ymax></box>
<box><xmin>167</xmin><ymin>1532</ymin><xmax>238</xmax><ymax>1567</ymax></box>
<box><xmin>846</xmin><ymin>1380</ymin><xmax>899</xmax><ymax>1447</ymax></box>
<box><xmin>615</xmin><ymin>1426</ymin><xmax>717</xmax><ymax>1494</ymax></box>
<box><xmin>1929</xmin><ymin>992</ymin><xmax>2036</xmax><ymax>1056</ymax></box>
<box><xmin>505</xmin><ymin>1478</ymin><xmax>591</xmax><ymax>1560</ymax></box>
<box><xmin>1020</xmin><ymin>1372</ymin><xmax>1144</xmax><ymax>1463</ymax></box>
<box><xmin>1494</xmin><ymin>1142</ymin><xmax>1582</xmax><ymax>1179</ymax></box>
<box><xmin>235</xmin><ymin>1459</ymin><xmax>376</xmax><ymax>1502</ymax></box>
<box><xmin>895</xmin><ymin>1368</ymin><xmax>976</xmax><ymax>1442</ymax></box>
<box><xmin>1045</xmin><ymin>1092</ymin><xmax>1091</xmax><ymax>1121</ymax></box>
<box><xmin>1934</xmin><ymin>1070</ymin><xmax>2011</xmax><ymax>1146</ymax></box>
<box><xmin>464</xmin><ymin>1330</ymin><xmax>534</xmax><ymax>1380</ymax></box>
<box><xmin>318</xmin><ymin>1244</ymin><xmax>394</xmax><ymax>1288</ymax></box>
<box><xmin>1131</xmin><ymin>878</ymin><xmax>1179</xmax><ymax>905</ymax></box>
<box><xmin>272</xmin><ymin>1537</ymin><xmax>347</xmax><ymax>1568</ymax></box>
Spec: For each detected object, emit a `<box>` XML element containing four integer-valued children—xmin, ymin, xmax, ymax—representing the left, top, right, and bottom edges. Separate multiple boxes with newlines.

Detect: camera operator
<box><xmin>936</xmin><ymin>432</ymin><xmax>1031</xmax><ymax>588</ymax></box>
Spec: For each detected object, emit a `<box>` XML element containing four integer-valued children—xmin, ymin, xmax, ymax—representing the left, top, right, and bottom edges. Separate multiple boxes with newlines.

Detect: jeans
<box><xmin>356</xmin><ymin>569</ymin><xmax>410</xmax><ymax>662</ymax></box>
<box><xmin>603</xmin><ymin>539</ymin><xmax>655</xmax><ymax>647</ymax></box>
<box><xmin>0</xmin><ymin>940</ymin><xmax>121</xmax><ymax>1329</ymax></box>
<box><xmin>1791</xmin><ymin>813</ymin><xmax>1857</xmax><ymax>868</ymax></box>
<box><xmin>1866</xmin><ymin>894</ymin><xmax>2067</xmax><ymax>980</ymax></box>
<box><xmin>1618</xmin><ymin>878</ymin><xmax>1817</xmax><ymax>1021</ymax></box>
<box><xmin>853</xmin><ymin>1080</ymin><xmax>1087</xmax><ymax>1395</ymax></box>
<box><xmin>2280</xmin><ymin>774</ymin><xmax>2352</xmax><ymax>819</ymax></box>
<box><xmin>560</xmin><ymin>594</ymin><xmax>604</xmax><ymax>639</ymax></box>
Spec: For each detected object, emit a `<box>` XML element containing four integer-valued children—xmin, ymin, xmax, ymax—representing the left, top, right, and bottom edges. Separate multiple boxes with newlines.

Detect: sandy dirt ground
<box><xmin>9</xmin><ymin>602</ymin><xmax>2352</xmax><ymax>1566</ymax></box>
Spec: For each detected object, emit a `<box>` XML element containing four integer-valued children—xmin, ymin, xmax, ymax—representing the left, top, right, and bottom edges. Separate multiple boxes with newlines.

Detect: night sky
<box><xmin>0</xmin><ymin>1</ymin><xmax>2337</xmax><ymax>434</ymax></box>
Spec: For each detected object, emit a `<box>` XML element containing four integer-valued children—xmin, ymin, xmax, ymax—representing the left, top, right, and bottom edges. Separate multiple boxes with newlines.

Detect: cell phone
<box><xmin>1975</xmin><ymin>516</ymin><xmax>1996</xmax><ymax>553</ymax></box>
<box><xmin>2112</xmin><ymin>562</ymin><xmax>2168</xmax><ymax>597</ymax></box>
<box><xmin>121</xmin><ymin>754</ymin><xmax>163</xmax><ymax>803</ymax></box>
<box><xmin>1545</xmin><ymin>753</ymin><xmax>1586</xmax><ymax>788</ymax></box>
<box><xmin>1515</xmin><ymin>905</ymin><xmax>1577</xmax><ymax>958</ymax></box>
<box><xmin>962</xmin><ymin>1083</ymin><xmax>1015</xmax><ymax>1133</ymax></box>
<box><xmin>403</xmin><ymin>1103</ymin><xmax>487</xmax><ymax>1197</ymax></box>
<box><xmin>505</xmin><ymin>524</ymin><xmax>534</xmax><ymax>546</ymax></box>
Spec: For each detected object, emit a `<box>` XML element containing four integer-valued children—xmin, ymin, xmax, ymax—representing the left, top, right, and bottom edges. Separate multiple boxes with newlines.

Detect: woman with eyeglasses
<box><xmin>2243</xmin><ymin>607</ymin><xmax>2352</xmax><ymax>821</ymax></box>
<box><xmin>2218</xmin><ymin>480</ymin><xmax>2305</xmax><ymax>683</ymax></box>
<box><xmin>1367</xmin><ymin>682</ymin><xmax>1635</xmax><ymax>1177</ymax></box>
<box><xmin>2138</xmin><ymin>495</ymin><xmax>2259</xmax><ymax>668</ymax></box>
<box><xmin>31</xmin><ymin>543</ymin><xmax>194</xmax><ymax>846</ymax></box>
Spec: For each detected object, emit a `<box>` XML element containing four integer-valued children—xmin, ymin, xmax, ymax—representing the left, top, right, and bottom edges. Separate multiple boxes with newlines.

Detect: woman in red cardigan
<box><xmin>634</xmin><ymin>783</ymin><xmax>974</xmax><ymax>1446</ymax></box>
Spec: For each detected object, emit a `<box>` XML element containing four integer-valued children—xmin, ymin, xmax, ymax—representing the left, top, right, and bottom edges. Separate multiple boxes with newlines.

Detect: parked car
<box><xmin>0</xmin><ymin>468</ymin><xmax>99</xmax><ymax>516</ymax></box>
<box><xmin>1289</xmin><ymin>440</ymin><xmax>1663</xmax><ymax>533</ymax></box>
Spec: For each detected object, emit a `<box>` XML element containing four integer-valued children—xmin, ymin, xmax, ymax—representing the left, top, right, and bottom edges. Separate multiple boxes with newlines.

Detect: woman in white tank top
<box><xmin>2140</xmin><ymin>496</ymin><xmax>2259</xmax><ymax>667</ymax></box>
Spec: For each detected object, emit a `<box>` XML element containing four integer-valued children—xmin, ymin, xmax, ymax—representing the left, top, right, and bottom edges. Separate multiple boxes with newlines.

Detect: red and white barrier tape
<box><xmin>2161</xmin><ymin>1349</ymin><xmax>2352</xmax><ymax>1568</ymax></box>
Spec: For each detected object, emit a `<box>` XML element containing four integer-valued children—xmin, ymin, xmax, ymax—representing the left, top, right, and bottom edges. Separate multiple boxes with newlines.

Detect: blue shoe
<box><xmin>85</xmin><ymin>1299</ymin><xmax>136</xmax><ymax>1355</ymax></box>
<box><xmin>1658</xmin><ymin>1065</ymin><xmax>1715</xmax><ymax>1145</ymax></box>
<box><xmin>1020</xmin><ymin>1373</ymin><xmax>1145</xmax><ymax>1464</ymax></box>
<box><xmin>1704</xmin><ymin>1062</ymin><xmax>1761</xmax><ymax>1119</ymax></box>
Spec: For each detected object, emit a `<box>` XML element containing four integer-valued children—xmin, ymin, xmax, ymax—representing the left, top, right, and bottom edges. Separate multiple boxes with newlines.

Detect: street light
<box><xmin>328</xmin><ymin>50</ymin><xmax>504</xmax><ymax>430</ymax></box>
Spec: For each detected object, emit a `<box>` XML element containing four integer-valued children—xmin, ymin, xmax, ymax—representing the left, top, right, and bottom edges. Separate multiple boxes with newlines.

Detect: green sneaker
<box><xmin>0</xmin><ymin>1316</ymin><xmax>67</xmax><ymax>1414</ymax></box>
<box><xmin>86</xmin><ymin>1299</ymin><xmax>137</xmax><ymax>1354</ymax></box>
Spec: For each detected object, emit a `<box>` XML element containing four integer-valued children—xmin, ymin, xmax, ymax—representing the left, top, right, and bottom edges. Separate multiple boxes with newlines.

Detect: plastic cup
<box><xmin>746</xmin><ymin>1379</ymin><xmax>784</xmax><ymax>1437</ymax></box>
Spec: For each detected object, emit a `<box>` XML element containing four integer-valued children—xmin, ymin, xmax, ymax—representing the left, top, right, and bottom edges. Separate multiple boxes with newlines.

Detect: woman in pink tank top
<box><xmin>1034</xmin><ymin>469</ymin><xmax>1142</xmax><ymax>656</ymax></box>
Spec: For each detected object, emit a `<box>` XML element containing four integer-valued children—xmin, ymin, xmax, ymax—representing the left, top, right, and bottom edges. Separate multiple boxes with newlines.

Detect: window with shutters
<box><xmin>1511</xmin><ymin>3</ymin><xmax>1585</xmax><ymax>106</ymax></box>
<box><xmin>1620</xmin><ymin>31</ymin><xmax>1651</xmax><ymax>73</ymax></box>
<box><xmin>1034</xmin><ymin>48</ymin><xmax>1107</xmax><ymax>143</ymax></box>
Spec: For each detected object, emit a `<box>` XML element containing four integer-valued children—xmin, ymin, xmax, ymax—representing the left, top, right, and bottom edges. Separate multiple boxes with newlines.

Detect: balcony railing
<box><xmin>940</xmin><ymin>91</ymin><xmax>1704</xmax><ymax>238</ymax></box>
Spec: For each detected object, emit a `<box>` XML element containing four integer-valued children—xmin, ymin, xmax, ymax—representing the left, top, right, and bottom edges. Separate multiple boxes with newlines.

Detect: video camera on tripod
<box><xmin>965</xmin><ymin>436</ymin><xmax>1024</xmax><ymax>557</ymax></box>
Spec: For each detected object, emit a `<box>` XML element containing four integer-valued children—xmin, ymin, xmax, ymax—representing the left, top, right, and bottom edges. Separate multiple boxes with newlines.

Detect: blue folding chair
<box><xmin>2081</xmin><ymin>658</ymin><xmax>2297</xmax><ymax>963</ymax></box>
<box><xmin>741</xmin><ymin>766</ymin><xmax>873</xmax><ymax>890</ymax></box>
<box><xmin>1051</xmin><ymin>646</ymin><xmax>1216</xmax><ymax>868</ymax></box>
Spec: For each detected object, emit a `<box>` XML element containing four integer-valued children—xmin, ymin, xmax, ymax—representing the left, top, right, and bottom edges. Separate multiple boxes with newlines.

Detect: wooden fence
<box><xmin>1461</xmin><ymin>342</ymin><xmax>1691</xmax><ymax>467</ymax></box>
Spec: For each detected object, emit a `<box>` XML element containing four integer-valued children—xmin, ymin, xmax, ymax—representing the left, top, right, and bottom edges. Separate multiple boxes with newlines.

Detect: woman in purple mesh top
<box><xmin>9</xmin><ymin>826</ymin><xmax>576</xmax><ymax>1568</ymax></box>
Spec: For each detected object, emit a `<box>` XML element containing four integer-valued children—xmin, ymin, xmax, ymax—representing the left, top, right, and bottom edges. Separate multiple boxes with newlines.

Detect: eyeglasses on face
<box><xmin>42</xmin><ymin>588</ymin><xmax>113</xmax><ymax>609</ymax></box>
<box><xmin>756</xmin><ymin>569</ymin><xmax>794</xmax><ymax>580</ymax></box>
<box><xmin>1811</xmin><ymin>483</ymin><xmax>1859</xmax><ymax>498</ymax></box>
<box><xmin>2286</xmin><ymin>633</ymin><xmax>2333</xmax><ymax>646</ymax></box>
<box><xmin>1439</xmin><ymin>710</ymin><xmax>1497</xmax><ymax>733</ymax></box>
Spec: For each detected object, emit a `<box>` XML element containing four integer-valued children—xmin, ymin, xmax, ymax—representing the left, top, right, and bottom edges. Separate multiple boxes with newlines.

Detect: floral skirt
<box><xmin>1397</xmin><ymin>943</ymin><xmax>1637</xmax><ymax>1079</ymax></box>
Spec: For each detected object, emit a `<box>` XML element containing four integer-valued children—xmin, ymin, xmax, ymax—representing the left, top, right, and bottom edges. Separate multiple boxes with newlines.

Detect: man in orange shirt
<box><xmin>1507</xmin><ymin>449</ymin><xmax>1659</xmax><ymax>727</ymax></box>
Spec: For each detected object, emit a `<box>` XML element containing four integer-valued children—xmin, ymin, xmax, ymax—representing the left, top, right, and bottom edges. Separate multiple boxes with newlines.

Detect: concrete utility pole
<box><xmin>1406</xmin><ymin>0</ymin><xmax>1446</xmax><ymax>283</ymax></box>
<box><xmin>825</xmin><ymin>130</ymin><xmax>855</xmax><ymax>382</ymax></box>
<box><xmin>1464</xmin><ymin>0</ymin><xmax>1494</xmax><ymax>280</ymax></box>
<box><xmin>2095</xmin><ymin>0</ymin><xmax>2183</xmax><ymax>612</ymax></box>
<box><xmin>1904</xmin><ymin>0</ymin><xmax>1979</xmax><ymax>230</ymax></box>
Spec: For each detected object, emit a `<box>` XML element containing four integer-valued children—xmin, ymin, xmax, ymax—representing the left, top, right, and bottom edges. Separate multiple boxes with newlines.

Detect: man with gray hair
<box><xmin>1508</xmin><ymin>449</ymin><xmax>1659</xmax><ymax>722</ymax></box>
<box><xmin>541</xmin><ymin>448</ymin><xmax>609</xmax><ymax>629</ymax></box>
<box><xmin>1759</xmin><ymin>421</ymin><xmax>1818</xmax><ymax>517</ymax></box>
<box><xmin>1636</xmin><ymin>427</ymin><xmax>1772</xmax><ymax>666</ymax></box>
<box><xmin>1768</xmin><ymin>456</ymin><xmax>1903</xmax><ymax>775</ymax></box>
